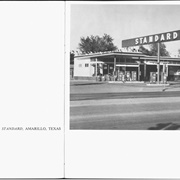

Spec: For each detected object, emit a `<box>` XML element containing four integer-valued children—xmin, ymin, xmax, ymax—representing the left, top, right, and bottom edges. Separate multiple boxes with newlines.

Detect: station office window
<box><xmin>85</xmin><ymin>63</ymin><xmax>89</xmax><ymax>67</ymax></box>
<box><xmin>78</xmin><ymin>64</ymin><xmax>82</xmax><ymax>67</ymax></box>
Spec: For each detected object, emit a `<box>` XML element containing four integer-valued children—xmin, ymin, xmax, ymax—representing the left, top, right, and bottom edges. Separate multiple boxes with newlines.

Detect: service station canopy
<box><xmin>122</xmin><ymin>30</ymin><xmax>180</xmax><ymax>47</ymax></box>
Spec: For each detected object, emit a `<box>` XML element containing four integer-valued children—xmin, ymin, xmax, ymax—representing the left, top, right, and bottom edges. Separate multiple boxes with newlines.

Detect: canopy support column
<box><xmin>138</xmin><ymin>65</ymin><xmax>140</xmax><ymax>81</ymax></box>
<box><xmin>144</xmin><ymin>62</ymin><xmax>146</xmax><ymax>81</ymax></box>
<box><xmin>138</xmin><ymin>57</ymin><xmax>140</xmax><ymax>81</ymax></box>
<box><xmin>114</xmin><ymin>55</ymin><xmax>116</xmax><ymax>81</ymax></box>
<box><xmin>95</xmin><ymin>58</ymin><xmax>97</xmax><ymax>79</ymax></box>
<box><xmin>163</xmin><ymin>63</ymin><xmax>165</xmax><ymax>83</ymax></box>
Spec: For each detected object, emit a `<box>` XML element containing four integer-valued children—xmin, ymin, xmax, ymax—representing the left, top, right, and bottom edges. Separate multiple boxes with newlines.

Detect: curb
<box><xmin>146</xmin><ymin>83</ymin><xmax>170</xmax><ymax>86</ymax></box>
<box><xmin>108</xmin><ymin>81</ymin><xmax>145</xmax><ymax>84</ymax></box>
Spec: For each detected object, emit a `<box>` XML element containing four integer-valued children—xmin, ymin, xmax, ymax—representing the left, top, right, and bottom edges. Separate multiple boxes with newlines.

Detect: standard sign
<box><xmin>122</xmin><ymin>30</ymin><xmax>180</xmax><ymax>47</ymax></box>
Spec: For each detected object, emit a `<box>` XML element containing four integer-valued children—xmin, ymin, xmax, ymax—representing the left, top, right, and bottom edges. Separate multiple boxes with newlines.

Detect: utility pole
<box><xmin>157</xmin><ymin>42</ymin><xmax>160</xmax><ymax>84</ymax></box>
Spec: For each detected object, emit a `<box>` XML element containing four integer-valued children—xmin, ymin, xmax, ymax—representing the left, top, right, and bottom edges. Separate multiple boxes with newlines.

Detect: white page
<box><xmin>66</xmin><ymin>1</ymin><xmax>180</xmax><ymax>178</ymax></box>
<box><xmin>0</xmin><ymin>2</ymin><xmax>64</xmax><ymax>178</ymax></box>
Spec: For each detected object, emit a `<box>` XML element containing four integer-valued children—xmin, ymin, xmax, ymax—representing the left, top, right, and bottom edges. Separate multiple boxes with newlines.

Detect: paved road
<box><xmin>70</xmin><ymin>81</ymin><xmax>180</xmax><ymax>130</ymax></box>
<box><xmin>71</xmin><ymin>91</ymin><xmax>180</xmax><ymax>101</ymax></box>
<box><xmin>70</xmin><ymin>92</ymin><xmax>180</xmax><ymax>130</ymax></box>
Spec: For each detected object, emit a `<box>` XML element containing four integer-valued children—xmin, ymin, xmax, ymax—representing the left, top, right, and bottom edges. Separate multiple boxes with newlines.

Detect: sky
<box><xmin>70</xmin><ymin>2</ymin><xmax>180</xmax><ymax>57</ymax></box>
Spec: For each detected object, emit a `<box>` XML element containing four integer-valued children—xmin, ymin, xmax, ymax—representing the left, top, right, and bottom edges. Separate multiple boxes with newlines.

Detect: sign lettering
<box><xmin>122</xmin><ymin>30</ymin><xmax>180</xmax><ymax>47</ymax></box>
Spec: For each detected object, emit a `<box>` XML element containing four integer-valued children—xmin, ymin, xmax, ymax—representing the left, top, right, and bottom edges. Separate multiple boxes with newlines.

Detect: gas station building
<box><xmin>73</xmin><ymin>50</ymin><xmax>180</xmax><ymax>82</ymax></box>
<box><xmin>74</xmin><ymin>30</ymin><xmax>180</xmax><ymax>83</ymax></box>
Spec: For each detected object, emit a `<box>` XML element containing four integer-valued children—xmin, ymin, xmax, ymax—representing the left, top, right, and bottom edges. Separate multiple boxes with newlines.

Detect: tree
<box><xmin>149</xmin><ymin>43</ymin><xmax>170</xmax><ymax>56</ymax></box>
<box><xmin>138</xmin><ymin>43</ymin><xmax>170</xmax><ymax>56</ymax></box>
<box><xmin>138</xmin><ymin>45</ymin><xmax>151</xmax><ymax>55</ymax></box>
<box><xmin>78</xmin><ymin>34</ymin><xmax>117</xmax><ymax>53</ymax></box>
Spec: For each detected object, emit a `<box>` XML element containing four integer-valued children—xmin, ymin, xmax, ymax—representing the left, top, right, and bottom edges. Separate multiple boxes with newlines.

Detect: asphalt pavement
<box><xmin>70</xmin><ymin>80</ymin><xmax>180</xmax><ymax>130</ymax></box>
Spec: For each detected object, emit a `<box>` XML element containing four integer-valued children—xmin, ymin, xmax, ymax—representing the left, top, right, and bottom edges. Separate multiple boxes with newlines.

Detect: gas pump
<box><xmin>131</xmin><ymin>71</ymin><xmax>137</xmax><ymax>81</ymax></box>
<box><xmin>161</xmin><ymin>72</ymin><xmax>167</xmax><ymax>84</ymax></box>
<box><xmin>119</xmin><ymin>71</ymin><xmax>123</xmax><ymax>81</ymax></box>
<box><xmin>150</xmin><ymin>72</ymin><xmax>157</xmax><ymax>83</ymax></box>
<box><xmin>126</xmin><ymin>71</ymin><xmax>131</xmax><ymax>81</ymax></box>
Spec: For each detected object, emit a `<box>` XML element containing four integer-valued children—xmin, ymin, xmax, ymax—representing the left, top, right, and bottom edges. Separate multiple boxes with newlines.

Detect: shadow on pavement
<box><xmin>148</xmin><ymin>122</ymin><xmax>180</xmax><ymax>130</ymax></box>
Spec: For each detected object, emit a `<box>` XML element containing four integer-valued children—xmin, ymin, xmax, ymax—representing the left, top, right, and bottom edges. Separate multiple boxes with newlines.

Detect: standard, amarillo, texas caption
<box><xmin>1</xmin><ymin>127</ymin><xmax>61</xmax><ymax>131</ymax></box>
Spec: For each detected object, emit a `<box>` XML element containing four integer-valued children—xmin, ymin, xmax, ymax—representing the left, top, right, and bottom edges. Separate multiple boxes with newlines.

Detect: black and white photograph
<box><xmin>1</xmin><ymin>1</ymin><xmax>180</xmax><ymax>178</ymax></box>
<box><xmin>70</xmin><ymin>3</ymin><xmax>180</xmax><ymax>130</ymax></box>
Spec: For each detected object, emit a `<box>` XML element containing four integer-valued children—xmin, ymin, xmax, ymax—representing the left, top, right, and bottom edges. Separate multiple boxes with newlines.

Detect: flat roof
<box><xmin>74</xmin><ymin>51</ymin><xmax>144</xmax><ymax>59</ymax></box>
<box><xmin>141</xmin><ymin>55</ymin><xmax>180</xmax><ymax>61</ymax></box>
<box><xmin>74</xmin><ymin>51</ymin><xmax>180</xmax><ymax>62</ymax></box>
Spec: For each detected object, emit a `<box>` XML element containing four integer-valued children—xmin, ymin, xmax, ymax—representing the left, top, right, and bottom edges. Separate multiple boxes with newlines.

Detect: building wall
<box><xmin>74</xmin><ymin>58</ymin><xmax>91</xmax><ymax>77</ymax></box>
